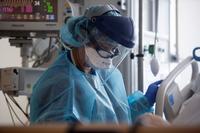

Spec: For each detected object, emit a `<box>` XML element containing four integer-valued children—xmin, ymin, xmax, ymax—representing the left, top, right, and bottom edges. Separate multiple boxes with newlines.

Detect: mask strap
<box><xmin>57</xmin><ymin>37</ymin><xmax>72</xmax><ymax>51</ymax></box>
<box><xmin>70</xmin><ymin>50</ymin><xmax>77</xmax><ymax>66</ymax></box>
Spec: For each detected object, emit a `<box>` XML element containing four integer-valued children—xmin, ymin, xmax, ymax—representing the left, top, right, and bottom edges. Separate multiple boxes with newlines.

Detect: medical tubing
<box><xmin>32</xmin><ymin>39</ymin><xmax>55</xmax><ymax>67</ymax></box>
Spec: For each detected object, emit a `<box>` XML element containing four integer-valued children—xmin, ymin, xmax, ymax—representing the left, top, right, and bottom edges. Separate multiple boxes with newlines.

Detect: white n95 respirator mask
<box><xmin>85</xmin><ymin>47</ymin><xmax>113</xmax><ymax>69</ymax></box>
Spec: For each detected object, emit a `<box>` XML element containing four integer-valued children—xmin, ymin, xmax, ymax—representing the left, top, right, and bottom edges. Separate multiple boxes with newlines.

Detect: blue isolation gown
<box><xmin>30</xmin><ymin>51</ymin><xmax>152</xmax><ymax>124</ymax></box>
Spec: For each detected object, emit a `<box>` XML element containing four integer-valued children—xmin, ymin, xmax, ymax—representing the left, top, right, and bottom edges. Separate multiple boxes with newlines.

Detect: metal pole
<box><xmin>138</xmin><ymin>0</ymin><xmax>144</xmax><ymax>92</ymax></box>
<box><xmin>176</xmin><ymin>0</ymin><xmax>179</xmax><ymax>60</ymax></box>
<box><xmin>9</xmin><ymin>38</ymin><xmax>32</xmax><ymax>68</ymax></box>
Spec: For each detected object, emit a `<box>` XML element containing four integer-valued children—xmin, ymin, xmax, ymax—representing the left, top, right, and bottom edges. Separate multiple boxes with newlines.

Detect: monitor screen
<box><xmin>0</xmin><ymin>0</ymin><xmax>71</xmax><ymax>38</ymax></box>
<box><xmin>0</xmin><ymin>0</ymin><xmax>58</xmax><ymax>22</ymax></box>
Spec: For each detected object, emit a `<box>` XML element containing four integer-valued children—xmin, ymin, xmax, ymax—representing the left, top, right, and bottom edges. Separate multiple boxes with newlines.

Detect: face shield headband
<box><xmin>90</xmin><ymin>15</ymin><xmax>135</xmax><ymax>49</ymax></box>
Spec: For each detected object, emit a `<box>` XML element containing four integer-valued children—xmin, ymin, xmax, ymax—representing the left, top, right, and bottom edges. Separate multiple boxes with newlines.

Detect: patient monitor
<box><xmin>0</xmin><ymin>0</ymin><xmax>71</xmax><ymax>38</ymax></box>
<box><xmin>155</xmin><ymin>56</ymin><xmax>200</xmax><ymax>125</ymax></box>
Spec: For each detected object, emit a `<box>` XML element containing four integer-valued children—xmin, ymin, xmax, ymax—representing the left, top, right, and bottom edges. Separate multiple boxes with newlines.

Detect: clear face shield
<box><xmin>84</xmin><ymin>29</ymin><xmax>131</xmax><ymax>70</ymax></box>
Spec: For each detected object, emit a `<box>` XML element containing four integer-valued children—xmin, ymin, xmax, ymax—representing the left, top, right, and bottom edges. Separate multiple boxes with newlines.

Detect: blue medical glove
<box><xmin>145</xmin><ymin>80</ymin><xmax>163</xmax><ymax>107</ymax></box>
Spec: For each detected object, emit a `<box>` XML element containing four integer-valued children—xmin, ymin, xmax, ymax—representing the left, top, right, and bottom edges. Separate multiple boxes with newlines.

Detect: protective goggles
<box><xmin>96</xmin><ymin>42</ymin><xmax>120</xmax><ymax>59</ymax></box>
<box><xmin>94</xmin><ymin>39</ymin><xmax>120</xmax><ymax>58</ymax></box>
<box><xmin>88</xmin><ymin>32</ymin><xmax>121</xmax><ymax>59</ymax></box>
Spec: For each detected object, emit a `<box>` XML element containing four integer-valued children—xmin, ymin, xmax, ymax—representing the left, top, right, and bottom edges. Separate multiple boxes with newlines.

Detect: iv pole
<box><xmin>138</xmin><ymin>0</ymin><xmax>144</xmax><ymax>92</ymax></box>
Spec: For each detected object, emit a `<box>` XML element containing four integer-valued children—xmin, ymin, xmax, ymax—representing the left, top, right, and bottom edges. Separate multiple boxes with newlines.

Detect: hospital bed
<box><xmin>155</xmin><ymin>49</ymin><xmax>200</xmax><ymax>125</ymax></box>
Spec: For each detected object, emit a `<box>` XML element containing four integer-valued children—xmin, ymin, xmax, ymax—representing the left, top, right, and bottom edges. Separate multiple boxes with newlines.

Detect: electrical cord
<box><xmin>32</xmin><ymin>37</ymin><xmax>57</xmax><ymax>68</ymax></box>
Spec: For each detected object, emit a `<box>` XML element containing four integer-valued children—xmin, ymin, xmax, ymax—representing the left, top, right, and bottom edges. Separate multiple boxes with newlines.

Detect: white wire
<box><xmin>7</xmin><ymin>101</ymin><xmax>26</xmax><ymax>126</ymax></box>
<box><xmin>3</xmin><ymin>93</ymin><xmax>26</xmax><ymax>126</ymax></box>
<box><xmin>3</xmin><ymin>92</ymin><xmax>15</xmax><ymax>126</ymax></box>
<box><xmin>57</xmin><ymin>37</ymin><xmax>72</xmax><ymax>51</ymax></box>
<box><xmin>6</xmin><ymin>96</ymin><xmax>26</xmax><ymax>126</ymax></box>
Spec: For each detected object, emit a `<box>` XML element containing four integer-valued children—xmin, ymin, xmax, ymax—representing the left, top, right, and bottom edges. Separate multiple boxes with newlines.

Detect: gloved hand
<box><xmin>145</xmin><ymin>80</ymin><xmax>163</xmax><ymax>106</ymax></box>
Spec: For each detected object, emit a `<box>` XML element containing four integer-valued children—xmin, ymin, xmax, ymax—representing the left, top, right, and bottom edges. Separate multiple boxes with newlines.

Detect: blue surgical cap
<box><xmin>60</xmin><ymin>4</ymin><xmax>135</xmax><ymax>48</ymax></box>
<box><xmin>60</xmin><ymin>16</ymin><xmax>87</xmax><ymax>47</ymax></box>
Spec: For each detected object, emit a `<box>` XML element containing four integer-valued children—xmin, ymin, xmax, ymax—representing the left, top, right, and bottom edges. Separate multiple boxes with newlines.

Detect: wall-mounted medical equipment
<box><xmin>0</xmin><ymin>0</ymin><xmax>71</xmax><ymax>38</ymax></box>
<box><xmin>0</xmin><ymin>0</ymin><xmax>72</xmax><ymax>67</ymax></box>
<box><xmin>0</xmin><ymin>67</ymin><xmax>45</xmax><ymax>97</ymax></box>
